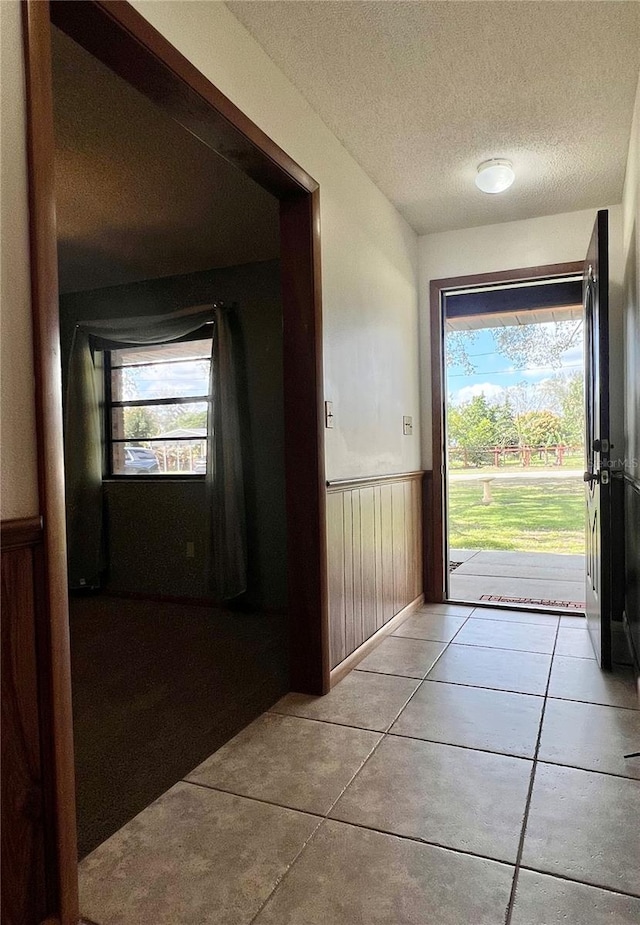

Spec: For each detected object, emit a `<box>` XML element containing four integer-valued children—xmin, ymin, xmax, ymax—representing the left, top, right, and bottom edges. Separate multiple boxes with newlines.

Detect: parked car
<box><xmin>123</xmin><ymin>446</ymin><xmax>160</xmax><ymax>474</ymax></box>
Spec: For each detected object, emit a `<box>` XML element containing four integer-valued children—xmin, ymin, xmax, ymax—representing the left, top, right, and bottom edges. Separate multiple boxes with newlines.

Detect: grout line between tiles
<box><xmin>387</xmin><ymin>674</ymin><xmax>547</xmax><ymax>698</ymax></box>
<box><xmin>317</xmin><ymin>814</ymin><xmax>519</xmax><ymax>869</ymax></box>
<box><xmin>391</xmin><ymin>633</ymin><xmax>465</xmax><ymax>644</ymax></box>
<box><xmin>265</xmin><ymin>708</ymin><xmax>393</xmax><ymax>735</ymax></box>
<box><xmin>246</xmin><ymin>816</ymin><xmax>327</xmax><ymax>925</ymax></box>
<box><xmin>449</xmin><ymin>641</ymin><xmax>556</xmax><ymax>656</ymax></box>
<box><xmin>517</xmin><ymin>863</ymin><xmax>640</xmax><ymax>901</ymax></box>
<box><xmin>244</xmin><ymin>696</ymin><xmax>411</xmax><ymax>922</ymax></box>
<box><xmin>385</xmin><ymin>729</ymin><xmax>535</xmax><ymax>762</ymax></box>
<box><xmin>545</xmin><ymin>693</ymin><xmax>640</xmax><ymax>713</ymax></box>
<box><xmin>246</xmin><ymin>814</ymin><xmax>524</xmax><ymax>925</ymax></box>
<box><xmin>176</xmin><ymin>776</ymin><xmax>640</xmax><ymax>906</ymax></box>
<box><xmin>535</xmin><ymin>757</ymin><xmax>640</xmax><ymax>782</ymax></box>
<box><xmin>504</xmin><ymin>614</ymin><xmax>561</xmax><ymax>924</ymax></box>
<box><xmin>354</xmin><ymin>667</ymin><xmax>431</xmax><ymax>680</ymax></box>
<box><xmin>269</xmin><ymin>697</ymin><xmax>639</xmax><ymax>780</ymax></box>
<box><xmin>183</xmin><ymin>778</ymin><xmax>327</xmax><ymax>819</ymax></box>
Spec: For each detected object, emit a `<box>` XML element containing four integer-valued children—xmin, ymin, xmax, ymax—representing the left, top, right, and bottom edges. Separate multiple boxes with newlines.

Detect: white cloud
<box><xmin>450</xmin><ymin>383</ymin><xmax>505</xmax><ymax>405</ymax></box>
<box><xmin>561</xmin><ymin>344</ymin><xmax>584</xmax><ymax>364</ymax></box>
<box><xmin>504</xmin><ymin>361</ymin><xmax>581</xmax><ymax>380</ymax></box>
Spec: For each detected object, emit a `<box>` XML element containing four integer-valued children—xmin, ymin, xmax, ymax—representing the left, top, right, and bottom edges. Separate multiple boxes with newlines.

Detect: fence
<box><xmin>448</xmin><ymin>444</ymin><xmax>584</xmax><ymax>469</ymax></box>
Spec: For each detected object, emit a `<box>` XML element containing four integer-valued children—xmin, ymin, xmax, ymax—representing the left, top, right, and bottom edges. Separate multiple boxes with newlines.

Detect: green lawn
<box><xmin>449</xmin><ymin>453</ymin><xmax>584</xmax><ymax>473</ymax></box>
<box><xmin>448</xmin><ymin>477</ymin><xmax>584</xmax><ymax>554</ymax></box>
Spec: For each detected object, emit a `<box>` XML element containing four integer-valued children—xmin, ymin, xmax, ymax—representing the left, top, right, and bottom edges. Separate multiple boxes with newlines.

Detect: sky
<box><xmin>121</xmin><ymin>358</ymin><xmax>211</xmax><ymax>401</ymax></box>
<box><xmin>446</xmin><ymin>323</ymin><xmax>584</xmax><ymax>408</ymax></box>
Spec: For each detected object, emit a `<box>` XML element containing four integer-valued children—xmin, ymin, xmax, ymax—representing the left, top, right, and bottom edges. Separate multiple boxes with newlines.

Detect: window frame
<box><xmin>103</xmin><ymin>330</ymin><xmax>212</xmax><ymax>480</ymax></box>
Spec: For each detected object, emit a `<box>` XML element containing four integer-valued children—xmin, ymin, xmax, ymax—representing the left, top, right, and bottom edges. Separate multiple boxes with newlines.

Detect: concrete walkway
<box><xmin>449</xmin><ymin>549</ymin><xmax>585</xmax><ymax>611</ymax></box>
<box><xmin>449</xmin><ymin>469</ymin><xmax>583</xmax><ymax>481</ymax></box>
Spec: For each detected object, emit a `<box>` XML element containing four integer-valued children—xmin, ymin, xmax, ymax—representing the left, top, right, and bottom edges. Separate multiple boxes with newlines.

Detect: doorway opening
<box><xmin>51</xmin><ymin>11</ymin><xmax>293</xmax><ymax>862</ymax></box>
<box><xmin>23</xmin><ymin>1</ymin><xmax>328</xmax><ymax>918</ymax></box>
<box><xmin>428</xmin><ymin>262</ymin><xmax>588</xmax><ymax>614</ymax></box>
<box><xmin>443</xmin><ymin>275</ymin><xmax>586</xmax><ymax>611</ymax></box>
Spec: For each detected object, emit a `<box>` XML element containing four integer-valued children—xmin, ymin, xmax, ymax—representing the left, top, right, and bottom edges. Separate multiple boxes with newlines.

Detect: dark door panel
<box><xmin>584</xmin><ymin>210</ymin><xmax>611</xmax><ymax>667</ymax></box>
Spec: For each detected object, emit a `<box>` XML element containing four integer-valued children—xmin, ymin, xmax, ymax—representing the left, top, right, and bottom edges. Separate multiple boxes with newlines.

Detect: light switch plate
<box><xmin>325</xmin><ymin>401</ymin><xmax>334</xmax><ymax>429</ymax></box>
<box><xmin>403</xmin><ymin>415</ymin><xmax>413</xmax><ymax>436</ymax></box>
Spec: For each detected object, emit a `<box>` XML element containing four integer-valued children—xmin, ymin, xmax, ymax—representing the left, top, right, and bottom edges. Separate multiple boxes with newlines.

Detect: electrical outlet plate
<box><xmin>403</xmin><ymin>415</ymin><xmax>413</xmax><ymax>435</ymax></box>
<box><xmin>325</xmin><ymin>401</ymin><xmax>334</xmax><ymax>429</ymax></box>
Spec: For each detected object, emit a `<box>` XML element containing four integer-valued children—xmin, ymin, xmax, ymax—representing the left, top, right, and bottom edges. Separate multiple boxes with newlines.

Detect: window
<box><xmin>106</xmin><ymin>336</ymin><xmax>212</xmax><ymax>476</ymax></box>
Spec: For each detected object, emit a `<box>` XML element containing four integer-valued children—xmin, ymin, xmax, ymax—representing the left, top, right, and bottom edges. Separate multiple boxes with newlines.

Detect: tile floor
<box><xmin>79</xmin><ymin>604</ymin><xmax>640</xmax><ymax>925</ymax></box>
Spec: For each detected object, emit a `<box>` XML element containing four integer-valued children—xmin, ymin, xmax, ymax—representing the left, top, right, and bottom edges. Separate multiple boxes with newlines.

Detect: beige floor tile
<box><xmin>272</xmin><ymin>671</ymin><xmax>420</xmax><ymax>732</ymax></box>
<box><xmin>79</xmin><ymin>782</ymin><xmax>319</xmax><ymax>925</ymax></box>
<box><xmin>355</xmin><ymin>636</ymin><xmax>447</xmax><ymax>679</ymax></box>
<box><xmin>470</xmin><ymin>607</ymin><xmax>560</xmax><ymax>627</ymax></box>
<box><xmin>511</xmin><ymin>869</ymin><xmax>640</xmax><ymax>924</ymax></box>
<box><xmin>554</xmin><ymin>627</ymin><xmax>596</xmax><ymax>659</ymax></box>
<box><xmin>560</xmin><ymin>614</ymin><xmax>588</xmax><ymax>629</ymax></box>
<box><xmin>392</xmin><ymin>612</ymin><xmax>467</xmax><ymax>643</ymax></box>
<box><xmin>548</xmin><ymin>656</ymin><xmax>639</xmax><ymax>710</ymax></box>
<box><xmin>522</xmin><ymin>764</ymin><xmax>640</xmax><ymax>895</ymax></box>
<box><xmin>416</xmin><ymin>603</ymin><xmax>475</xmax><ymax>617</ymax></box>
<box><xmin>391</xmin><ymin>681</ymin><xmax>543</xmax><ymax>758</ymax></box>
<box><xmin>185</xmin><ymin>714</ymin><xmax>381</xmax><ymax>814</ymax></box>
<box><xmin>254</xmin><ymin>820</ymin><xmax>513</xmax><ymax>925</ymax></box>
<box><xmin>539</xmin><ymin>699</ymin><xmax>640</xmax><ymax>779</ymax></box>
<box><xmin>330</xmin><ymin>736</ymin><xmax>531</xmax><ymax>862</ymax></box>
<box><xmin>426</xmin><ymin>644</ymin><xmax>551</xmax><ymax>696</ymax></box>
<box><xmin>454</xmin><ymin>618</ymin><xmax>557</xmax><ymax>654</ymax></box>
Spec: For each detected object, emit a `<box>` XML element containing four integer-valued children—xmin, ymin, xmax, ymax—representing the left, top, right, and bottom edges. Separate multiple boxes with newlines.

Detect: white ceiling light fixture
<box><xmin>475</xmin><ymin>158</ymin><xmax>515</xmax><ymax>194</ymax></box>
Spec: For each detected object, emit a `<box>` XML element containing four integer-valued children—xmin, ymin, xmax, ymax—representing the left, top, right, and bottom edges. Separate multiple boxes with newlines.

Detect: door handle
<box><xmin>583</xmin><ymin>470</ymin><xmax>599</xmax><ymax>484</ymax></box>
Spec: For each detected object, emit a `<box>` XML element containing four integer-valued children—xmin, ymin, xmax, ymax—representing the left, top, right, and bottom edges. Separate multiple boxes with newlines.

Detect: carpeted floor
<box><xmin>70</xmin><ymin>595</ymin><xmax>289</xmax><ymax>858</ymax></box>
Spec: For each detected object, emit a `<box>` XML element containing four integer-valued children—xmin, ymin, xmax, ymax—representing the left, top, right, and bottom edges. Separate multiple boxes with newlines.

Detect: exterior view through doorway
<box><xmin>441</xmin><ymin>274</ymin><xmax>587</xmax><ymax>612</ymax></box>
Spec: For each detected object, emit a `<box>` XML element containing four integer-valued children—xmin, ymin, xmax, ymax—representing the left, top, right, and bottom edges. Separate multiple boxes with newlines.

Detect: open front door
<box><xmin>584</xmin><ymin>209</ymin><xmax>611</xmax><ymax>668</ymax></box>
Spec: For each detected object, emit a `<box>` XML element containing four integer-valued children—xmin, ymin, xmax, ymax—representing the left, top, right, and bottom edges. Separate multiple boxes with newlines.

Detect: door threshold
<box><xmin>446</xmin><ymin>597</ymin><xmax>586</xmax><ymax>617</ymax></box>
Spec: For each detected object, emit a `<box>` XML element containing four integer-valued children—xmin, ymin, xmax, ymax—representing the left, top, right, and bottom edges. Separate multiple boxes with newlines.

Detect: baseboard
<box><xmin>329</xmin><ymin>593</ymin><xmax>425</xmax><ymax>687</ymax></box>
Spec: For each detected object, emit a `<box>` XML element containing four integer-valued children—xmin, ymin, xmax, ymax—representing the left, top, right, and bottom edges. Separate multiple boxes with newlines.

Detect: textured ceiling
<box><xmin>227</xmin><ymin>1</ymin><xmax>640</xmax><ymax>235</ymax></box>
<box><xmin>52</xmin><ymin>27</ymin><xmax>279</xmax><ymax>294</ymax></box>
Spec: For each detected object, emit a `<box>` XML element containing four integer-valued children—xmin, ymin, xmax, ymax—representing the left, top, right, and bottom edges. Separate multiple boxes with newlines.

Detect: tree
<box><xmin>493</xmin><ymin>320</ymin><xmax>582</xmax><ymax>371</ymax></box>
<box><xmin>448</xmin><ymin>395</ymin><xmax>497</xmax><ymax>466</ymax></box>
<box><xmin>515</xmin><ymin>410</ymin><xmax>563</xmax><ymax>447</ymax></box>
<box><xmin>125</xmin><ymin>406</ymin><xmax>158</xmax><ymax>440</ymax></box>
<box><xmin>529</xmin><ymin>372</ymin><xmax>584</xmax><ymax>446</ymax></box>
<box><xmin>173</xmin><ymin>409</ymin><xmax>208</xmax><ymax>430</ymax></box>
<box><xmin>491</xmin><ymin>398</ymin><xmax>519</xmax><ymax>448</ymax></box>
<box><xmin>559</xmin><ymin>373</ymin><xmax>584</xmax><ymax>446</ymax></box>
<box><xmin>446</xmin><ymin>330</ymin><xmax>480</xmax><ymax>374</ymax></box>
<box><xmin>446</xmin><ymin>320</ymin><xmax>583</xmax><ymax>372</ymax></box>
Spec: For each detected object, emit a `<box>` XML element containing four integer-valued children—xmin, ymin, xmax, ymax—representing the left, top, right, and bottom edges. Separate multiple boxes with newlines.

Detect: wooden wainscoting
<box><xmin>1</xmin><ymin>517</ymin><xmax>54</xmax><ymax>925</ymax></box>
<box><xmin>326</xmin><ymin>471</ymin><xmax>424</xmax><ymax>679</ymax></box>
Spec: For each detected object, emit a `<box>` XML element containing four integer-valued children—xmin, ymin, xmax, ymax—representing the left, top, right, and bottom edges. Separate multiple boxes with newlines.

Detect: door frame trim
<box><xmin>427</xmin><ymin>261</ymin><xmax>584</xmax><ymax>603</ymax></box>
<box><xmin>22</xmin><ymin>2</ymin><xmax>328</xmax><ymax>921</ymax></box>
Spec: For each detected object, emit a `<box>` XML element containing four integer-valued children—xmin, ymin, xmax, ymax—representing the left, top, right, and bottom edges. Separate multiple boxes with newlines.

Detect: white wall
<box><xmin>418</xmin><ymin>206</ymin><xmax>625</xmax><ymax>468</ymax></box>
<box><xmin>0</xmin><ymin>0</ymin><xmax>39</xmax><ymax>518</ymax></box>
<box><xmin>0</xmin><ymin>0</ymin><xmax>420</xmax><ymax>526</ymax></box>
<box><xmin>131</xmin><ymin>1</ymin><xmax>421</xmax><ymax>481</ymax></box>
